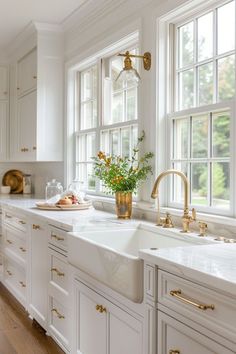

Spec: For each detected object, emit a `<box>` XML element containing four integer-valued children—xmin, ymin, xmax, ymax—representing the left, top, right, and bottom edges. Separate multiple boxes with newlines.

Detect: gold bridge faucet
<box><xmin>151</xmin><ymin>169</ymin><xmax>196</xmax><ymax>233</ymax></box>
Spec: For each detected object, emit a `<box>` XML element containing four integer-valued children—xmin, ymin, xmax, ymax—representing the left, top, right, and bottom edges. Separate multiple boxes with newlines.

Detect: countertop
<box><xmin>140</xmin><ymin>244</ymin><xmax>236</xmax><ymax>297</ymax></box>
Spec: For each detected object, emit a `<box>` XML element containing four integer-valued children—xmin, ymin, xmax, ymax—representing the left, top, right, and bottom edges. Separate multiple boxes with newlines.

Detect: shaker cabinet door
<box><xmin>0</xmin><ymin>101</ymin><xmax>8</xmax><ymax>160</ymax></box>
<box><xmin>17</xmin><ymin>49</ymin><xmax>37</xmax><ymax>97</ymax></box>
<box><xmin>0</xmin><ymin>66</ymin><xmax>8</xmax><ymax>100</ymax></box>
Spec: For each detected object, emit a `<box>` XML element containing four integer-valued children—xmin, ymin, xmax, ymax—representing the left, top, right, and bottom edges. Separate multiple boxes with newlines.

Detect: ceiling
<box><xmin>0</xmin><ymin>0</ymin><xmax>89</xmax><ymax>53</ymax></box>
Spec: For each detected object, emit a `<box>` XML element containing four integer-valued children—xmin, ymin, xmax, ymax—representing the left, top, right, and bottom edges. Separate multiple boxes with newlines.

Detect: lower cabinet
<box><xmin>158</xmin><ymin>311</ymin><xmax>235</xmax><ymax>354</ymax></box>
<box><xmin>75</xmin><ymin>280</ymin><xmax>143</xmax><ymax>354</ymax></box>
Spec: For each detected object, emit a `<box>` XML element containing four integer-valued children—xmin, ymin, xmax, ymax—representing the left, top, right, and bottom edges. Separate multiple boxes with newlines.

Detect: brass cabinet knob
<box><xmin>96</xmin><ymin>304</ymin><xmax>107</xmax><ymax>313</ymax></box>
<box><xmin>169</xmin><ymin>350</ymin><xmax>180</xmax><ymax>354</ymax></box>
<box><xmin>51</xmin><ymin>308</ymin><xmax>65</xmax><ymax>319</ymax></box>
<box><xmin>3</xmin><ymin>91</ymin><xmax>7</xmax><ymax>95</ymax></box>
<box><xmin>21</xmin><ymin>148</ymin><xmax>29</xmax><ymax>152</ymax></box>
<box><xmin>17</xmin><ymin>87</ymin><xmax>20</xmax><ymax>90</ymax></box>
<box><xmin>19</xmin><ymin>281</ymin><xmax>26</xmax><ymax>287</ymax></box>
<box><xmin>33</xmin><ymin>76</ymin><xmax>37</xmax><ymax>79</ymax></box>
<box><xmin>6</xmin><ymin>270</ymin><xmax>12</xmax><ymax>276</ymax></box>
<box><xmin>19</xmin><ymin>246</ymin><xmax>26</xmax><ymax>252</ymax></box>
<box><xmin>32</xmin><ymin>224</ymin><xmax>40</xmax><ymax>230</ymax></box>
<box><xmin>6</xmin><ymin>239</ymin><xmax>13</xmax><ymax>244</ymax></box>
<box><xmin>33</xmin><ymin>146</ymin><xmax>37</xmax><ymax>150</ymax></box>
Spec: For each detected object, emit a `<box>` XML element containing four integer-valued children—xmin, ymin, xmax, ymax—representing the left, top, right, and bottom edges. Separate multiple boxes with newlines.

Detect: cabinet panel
<box><xmin>17</xmin><ymin>49</ymin><xmax>37</xmax><ymax>96</ymax></box>
<box><xmin>158</xmin><ymin>311</ymin><xmax>234</xmax><ymax>354</ymax></box>
<box><xmin>0</xmin><ymin>66</ymin><xmax>8</xmax><ymax>100</ymax></box>
<box><xmin>0</xmin><ymin>101</ymin><xmax>8</xmax><ymax>160</ymax></box>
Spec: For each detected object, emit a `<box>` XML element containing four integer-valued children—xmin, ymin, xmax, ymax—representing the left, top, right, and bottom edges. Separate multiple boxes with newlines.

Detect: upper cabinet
<box><xmin>0</xmin><ymin>66</ymin><xmax>8</xmax><ymax>100</ymax></box>
<box><xmin>17</xmin><ymin>49</ymin><xmax>37</xmax><ymax>97</ymax></box>
<box><xmin>10</xmin><ymin>24</ymin><xmax>64</xmax><ymax>162</ymax></box>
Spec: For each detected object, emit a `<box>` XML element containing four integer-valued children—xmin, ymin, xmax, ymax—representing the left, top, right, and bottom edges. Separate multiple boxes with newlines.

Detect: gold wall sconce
<box><xmin>116</xmin><ymin>51</ymin><xmax>151</xmax><ymax>84</ymax></box>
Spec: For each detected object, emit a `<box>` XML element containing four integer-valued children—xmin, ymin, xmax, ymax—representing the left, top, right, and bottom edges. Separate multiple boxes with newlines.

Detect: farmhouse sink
<box><xmin>68</xmin><ymin>223</ymin><xmax>210</xmax><ymax>303</ymax></box>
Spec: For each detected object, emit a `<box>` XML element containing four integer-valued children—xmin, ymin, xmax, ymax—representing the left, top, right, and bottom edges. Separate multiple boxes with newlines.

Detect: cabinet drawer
<box><xmin>158</xmin><ymin>311</ymin><xmax>234</xmax><ymax>354</ymax></box>
<box><xmin>3</xmin><ymin>225</ymin><xmax>27</xmax><ymax>265</ymax></box>
<box><xmin>48</xmin><ymin>226</ymin><xmax>67</xmax><ymax>251</ymax></box>
<box><xmin>49</xmin><ymin>296</ymin><xmax>70</xmax><ymax>350</ymax></box>
<box><xmin>158</xmin><ymin>270</ymin><xmax>236</xmax><ymax>344</ymax></box>
<box><xmin>4</xmin><ymin>258</ymin><xmax>26</xmax><ymax>301</ymax></box>
<box><xmin>49</xmin><ymin>248</ymin><xmax>68</xmax><ymax>294</ymax></box>
<box><xmin>3</xmin><ymin>211</ymin><xmax>27</xmax><ymax>232</ymax></box>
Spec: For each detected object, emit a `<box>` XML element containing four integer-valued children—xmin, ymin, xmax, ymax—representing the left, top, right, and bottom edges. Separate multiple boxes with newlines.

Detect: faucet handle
<box><xmin>163</xmin><ymin>212</ymin><xmax>174</xmax><ymax>228</ymax></box>
<box><xmin>199</xmin><ymin>221</ymin><xmax>208</xmax><ymax>237</ymax></box>
<box><xmin>191</xmin><ymin>208</ymin><xmax>196</xmax><ymax>221</ymax></box>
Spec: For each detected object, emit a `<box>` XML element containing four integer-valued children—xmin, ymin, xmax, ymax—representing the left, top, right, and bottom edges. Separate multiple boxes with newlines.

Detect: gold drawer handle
<box><xmin>18</xmin><ymin>220</ymin><xmax>26</xmax><ymax>225</ymax></box>
<box><xmin>96</xmin><ymin>304</ymin><xmax>107</xmax><ymax>313</ymax></box>
<box><xmin>51</xmin><ymin>308</ymin><xmax>65</xmax><ymax>319</ymax></box>
<box><xmin>51</xmin><ymin>233</ymin><xmax>64</xmax><ymax>241</ymax></box>
<box><xmin>33</xmin><ymin>75</ymin><xmax>37</xmax><ymax>79</ymax></box>
<box><xmin>19</xmin><ymin>247</ymin><xmax>26</xmax><ymax>252</ymax></box>
<box><xmin>6</xmin><ymin>239</ymin><xmax>13</xmax><ymax>244</ymax></box>
<box><xmin>7</xmin><ymin>270</ymin><xmax>12</xmax><ymax>276</ymax></box>
<box><xmin>19</xmin><ymin>281</ymin><xmax>26</xmax><ymax>288</ymax></box>
<box><xmin>51</xmin><ymin>268</ymin><xmax>65</xmax><ymax>277</ymax></box>
<box><xmin>32</xmin><ymin>224</ymin><xmax>40</xmax><ymax>230</ymax></box>
<box><xmin>169</xmin><ymin>350</ymin><xmax>180</xmax><ymax>354</ymax></box>
<box><xmin>170</xmin><ymin>290</ymin><xmax>215</xmax><ymax>311</ymax></box>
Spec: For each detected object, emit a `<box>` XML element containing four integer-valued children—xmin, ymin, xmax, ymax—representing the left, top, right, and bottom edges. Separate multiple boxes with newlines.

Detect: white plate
<box><xmin>35</xmin><ymin>200</ymin><xmax>92</xmax><ymax>211</ymax></box>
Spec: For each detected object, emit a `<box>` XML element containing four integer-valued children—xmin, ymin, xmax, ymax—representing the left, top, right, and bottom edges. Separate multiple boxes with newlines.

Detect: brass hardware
<box><xmin>21</xmin><ymin>148</ymin><xmax>29</xmax><ymax>152</ymax></box>
<box><xmin>17</xmin><ymin>87</ymin><xmax>20</xmax><ymax>90</ymax></box>
<box><xmin>32</xmin><ymin>224</ymin><xmax>40</xmax><ymax>230</ymax></box>
<box><xmin>51</xmin><ymin>308</ymin><xmax>65</xmax><ymax>319</ymax></box>
<box><xmin>33</xmin><ymin>76</ymin><xmax>37</xmax><ymax>79</ymax></box>
<box><xmin>6</xmin><ymin>214</ymin><xmax>12</xmax><ymax>218</ymax></box>
<box><xmin>118</xmin><ymin>51</ymin><xmax>151</xmax><ymax>71</ymax></box>
<box><xmin>151</xmin><ymin>169</ymin><xmax>196</xmax><ymax>232</ymax></box>
<box><xmin>51</xmin><ymin>233</ymin><xmax>64</xmax><ymax>241</ymax></box>
<box><xmin>7</xmin><ymin>270</ymin><xmax>12</xmax><ymax>276</ymax></box>
<box><xmin>169</xmin><ymin>350</ymin><xmax>180</xmax><ymax>354</ymax></box>
<box><xmin>199</xmin><ymin>221</ymin><xmax>207</xmax><ymax>236</ymax></box>
<box><xmin>162</xmin><ymin>212</ymin><xmax>174</xmax><ymax>228</ymax></box>
<box><xmin>51</xmin><ymin>268</ymin><xmax>65</xmax><ymax>277</ymax></box>
<box><xmin>19</xmin><ymin>247</ymin><xmax>26</xmax><ymax>252</ymax></box>
<box><xmin>18</xmin><ymin>220</ymin><xmax>26</xmax><ymax>225</ymax></box>
<box><xmin>96</xmin><ymin>304</ymin><xmax>107</xmax><ymax>313</ymax></box>
<box><xmin>170</xmin><ymin>289</ymin><xmax>215</xmax><ymax>311</ymax></box>
<box><xmin>6</xmin><ymin>239</ymin><xmax>13</xmax><ymax>244</ymax></box>
<box><xmin>19</xmin><ymin>281</ymin><xmax>26</xmax><ymax>287</ymax></box>
<box><xmin>3</xmin><ymin>91</ymin><xmax>7</xmax><ymax>95</ymax></box>
<box><xmin>33</xmin><ymin>146</ymin><xmax>37</xmax><ymax>150</ymax></box>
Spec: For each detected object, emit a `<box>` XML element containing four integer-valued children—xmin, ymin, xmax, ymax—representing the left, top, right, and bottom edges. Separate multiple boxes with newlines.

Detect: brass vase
<box><xmin>115</xmin><ymin>192</ymin><xmax>132</xmax><ymax>219</ymax></box>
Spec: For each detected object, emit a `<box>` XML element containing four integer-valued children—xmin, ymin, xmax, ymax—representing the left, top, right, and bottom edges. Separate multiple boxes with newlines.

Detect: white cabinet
<box><xmin>10</xmin><ymin>26</ymin><xmax>63</xmax><ymax>162</ymax></box>
<box><xmin>75</xmin><ymin>280</ymin><xmax>143</xmax><ymax>354</ymax></box>
<box><xmin>28</xmin><ymin>220</ymin><xmax>48</xmax><ymax>328</ymax></box>
<box><xmin>17</xmin><ymin>49</ymin><xmax>37</xmax><ymax>97</ymax></box>
<box><xmin>0</xmin><ymin>66</ymin><xmax>8</xmax><ymax>100</ymax></box>
<box><xmin>0</xmin><ymin>101</ymin><xmax>8</xmax><ymax>160</ymax></box>
<box><xmin>158</xmin><ymin>311</ymin><xmax>234</xmax><ymax>354</ymax></box>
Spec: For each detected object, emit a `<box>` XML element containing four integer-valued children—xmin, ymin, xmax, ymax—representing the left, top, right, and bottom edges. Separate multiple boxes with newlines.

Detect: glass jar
<box><xmin>23</xmin><ymin>174</ymin><xmax>32</xmax><ymax>194</ymax></box>
<box><xmin>45</xmin><ymin>179</ymin><xmax>63</xmax><ymax>201</ymax></box>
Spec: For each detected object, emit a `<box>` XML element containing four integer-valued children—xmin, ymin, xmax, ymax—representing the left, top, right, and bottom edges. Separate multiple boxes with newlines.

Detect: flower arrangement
<box><xmin>92</xmin><ymin>132</ymin><xmax>154</xmax><ymax>194</ymax></box>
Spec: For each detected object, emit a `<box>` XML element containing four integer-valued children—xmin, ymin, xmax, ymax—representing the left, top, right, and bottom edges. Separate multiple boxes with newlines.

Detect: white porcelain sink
<box><xmin>68</xmin><ymin>223</ymin><xmax>211</xmax><ymax>303</ymax></box>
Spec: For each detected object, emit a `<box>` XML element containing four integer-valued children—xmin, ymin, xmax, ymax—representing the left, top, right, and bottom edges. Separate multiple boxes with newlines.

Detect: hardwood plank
<box><xmin>0</xmin><ymin>331</ymin><xmax>17</xmax><ymax>354</ymax></box>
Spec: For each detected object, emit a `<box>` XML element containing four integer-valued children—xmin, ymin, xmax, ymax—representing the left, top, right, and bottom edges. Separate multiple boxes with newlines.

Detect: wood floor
<box><xmin>0</xmin><ymin>283</ymin><xmax>65</xmax><ymax>354</ymax></box>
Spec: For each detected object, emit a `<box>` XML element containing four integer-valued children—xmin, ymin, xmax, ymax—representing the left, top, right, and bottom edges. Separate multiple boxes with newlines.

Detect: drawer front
<box><xmin>158</xmin><ymin>270</ymin><xmax>236</xmax><ymax>344</ymax></box>
<box><xmin>49</xmin><ymin>249</ymin><xmax>68</xmax><ymax>294</ymax></box>
<box><xmin>4</xmin><ymin>258</ymin><xmax>27</xmax><ymax>299</ymax></box>
<box><xmin>49</xmin><ymin>296</ymin><xmax>70</xmax><ymax>350</ymax></box>
<box><xmin>48</xmin><ymin>226</ymin><xmax>67</xmax><ymax>251</ymax></box>
<box><xmin>158</xmin><ymin>311</ymin><xmax>234</xmax><ymax>354</ymax></box>
<box><xmin>3</xmin><ymin>226</ymin><xmax>27</xmax><ymax>264</ymax></box>
<box><xmin>3</xmin><ymin>210</ymin><xmax>27</xmax><ymax>233</ymax></box>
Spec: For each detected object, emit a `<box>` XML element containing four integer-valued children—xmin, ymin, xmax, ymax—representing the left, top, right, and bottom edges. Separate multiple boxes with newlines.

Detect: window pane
<box><xmin>77</xmin><ymin>135</ymin><xmax>85</xmax><ymax>162</ymax></box>
<box><xmin>81</xmin><ymin>101</ymin><xmax>97</xmax><ymax>129</ymax></box>
<box><xmin>121</xmin><ymin>128</ymin><xmax>130</xmax><ymax>157</ymax></box>
<box><xmin>131</xmin><ymin>125</ymin><xmax>138</xmax><ymax>150</ymax></box>
<box><xmin>179</xmin><ymin>69</ymin><xmax>194</xmax><ymax>109</ymax></box>
<box><xmin>101</xmin><ymin>130</ymin><xmax>109</xmax><ymax>154</ymax></box>
<box><xmin>76</xmin><ymin>164</ymin><xmax>86</xmax><ymax>186</ymax></box>
<box><xmin>191</xmin><ymin>163</ymin><xmax>208</xmax><ymax>206</ymax></box>
<box><xmin>212</xmin><ymin>112</ymin><xmax>230</xmax><ymax>157</ymax></box>
<box><xmin>197</xmin><ymin>12</ymin><xmax>213</xmax><ymax>61</ymax></box>
<box><xmin>112</xmin><ymin>92</ymin><xmax>123</xmax><ymax>123</ymax></box>
<box><xmin>192</xmin><ymin>115</ymin><xmax>208</xmax><ymax>158</ymax></box>
<box><xmin>179</xmin><ymin>22</ymin><xmax>194</xmax><ymax>68</ymax></box>
<box><xmin>87</xmin><ymin>164</ymin><xmax>96</xmax><ymax>191</ymax></box>
<box><xmin>173</xmin><ymin>118</ymin><xmax>188</xmax><ymax>158</ymax></box>
<box><xmin>81</xmin><ymin>70</ymin><xmax>92</xmax><ymax>101</ymax></box>
<box><xmin>127</xmin><ymin>87</ymin><xmax>137</xmax><ymax>121</ymax></box>
<box><xmin>111</xmin><ymin>130</ymin><xmax>119</xmax><ymax>155</ymax></box>
<box><xmin>217</xmin><ymin>1</ymin><xmax>235</xmax><ymax>55</ymax></box>
<box><xmin>198</xmin><ymin>63</ymin><xmax>213</xmax><ymax>106</ymax></box>
<box><xmin>218</xmin><ymin>55</ymin><xmax>235</xmax><ymax>101</ymax></box>
<box><xmin>212</xmin><ymin>162</ymin><xmax>230</xmax><ymax>208</ymax></box>
<box><xmin>87</xmin><ymin>133</ymin><xmax>96</xmax><ymax>161</ymax></box>
<box><xmin>172</xmin><ymin>162</ymin><xmax>188</xmax><ymax>203</ymax></box>
<box><xmin>112</xmin><ymin>57</ymin><xmax>124</xmax><ymax>91</ymax></box>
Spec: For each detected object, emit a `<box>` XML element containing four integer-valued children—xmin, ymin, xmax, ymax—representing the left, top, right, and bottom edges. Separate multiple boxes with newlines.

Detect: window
<box><xmin>168</xmin><ymin>0</ymin><xmax>235</xmax><ymax>214</ymax></box>
<box><xmin>75</xmin><ymin>47</ymin><xmax>139</xmax><ymax>194</ymax></box>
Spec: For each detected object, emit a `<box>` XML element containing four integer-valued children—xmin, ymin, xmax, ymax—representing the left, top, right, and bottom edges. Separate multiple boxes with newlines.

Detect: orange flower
<box><xmin>97</xmin><ymin>151</ymin><xmax>106</xmax><ymax>160</ymax></box>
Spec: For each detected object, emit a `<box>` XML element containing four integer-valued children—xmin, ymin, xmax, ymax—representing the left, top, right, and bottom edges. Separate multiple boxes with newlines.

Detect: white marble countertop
<box><xmin>140</xmin><ymin>244</ymin><xmax>236</xmax><ymax>297</ymax></box>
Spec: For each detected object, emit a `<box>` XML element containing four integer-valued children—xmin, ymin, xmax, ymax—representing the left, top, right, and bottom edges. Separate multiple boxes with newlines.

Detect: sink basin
<box><xmin>68</xmin><ymin>223</ymin><xmax>210</xmax><ymax>303</ymax></box>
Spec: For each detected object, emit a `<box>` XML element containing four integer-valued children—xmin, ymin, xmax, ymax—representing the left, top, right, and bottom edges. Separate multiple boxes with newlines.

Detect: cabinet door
<box><xmin>17</xmin><ymin>91</ymin><xmax>36</xmax><ymax>160</ymax></box>
<box><xmin>29</xmin><ymin>221</ymin><xmax>48</xmax><ymax>329</ymax></box>
<box><xmin>0</xmin><ymin>101</ymin><xmax>8</xmax><ymax>160</ymax></box>
<box><xmin>0</xmin><ymin>66</ymin><xmax>8</xmax><ymax>100</ymax></box>
<box><xmin>17</xmin><ymin>49</ymin><xmax>37</xmax><ymax>96</ymax></box>
<box><xmin>75</xmin><ymin>281</ymin><xmax>143</xmax><ymax>354</ymax></box>
<box><xmin>158</xmin><ymin>311</ymin><xmax>234</xmax><ymax>354</ymax></box>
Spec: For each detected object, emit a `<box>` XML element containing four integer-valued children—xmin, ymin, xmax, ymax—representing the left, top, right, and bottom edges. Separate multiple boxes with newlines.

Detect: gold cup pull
<box><xmin>169</xmin><ymin>350</ymin><xmax>180</xmax><ymax>354</ymax></box>
<box><xmin>170</xmin><ymin>289</ymin><xmax>215</xmax><ymax>311</ymax></box>
<box><xmin>19</xmin><ymin>246</ymin><xmax>26</xmax><ymax>252</ymax></box>
<box><xmin>51</xmin><ymin>268</ymin><xmax>65</xmax><ymax>277</ymax></box>
<box><xmin>19</xmin><ymin>281</ymin><xmax>26</xmax><ymax>287</ymax></box>
<box><xmin>51</xmin><ymin>233</ymin><xmax>64</xmax><ymax>241</ymax></box>
<box><xmin>32</xmin><ymin>224</ymin><xmax>40</xmax><ymax>230</ymax></box>
<box><xmin>7</xmin><ymin>270</ymin><xmax>12</xmax><ymax>276</ymax></box>
<box><xmin>6</xmin><ymin>239</ymin><xmax>13</xmax><ymax>244</ymax></box>
<box><xmin>51</xmin><ymin>308</ymin><xmax>65</xmax><ymax>319</ymax></box>
<box><xmin>18</xmin><ymin>220</ymin><xmax>26</xmax><ymax>225</ymax></box>
<box><xmin>96</xmin><ymin>304</ymin><xmax>107</xmax><ymax>313</ymax></box>
<box><xmin>33</xmin><ymin>75</ymin><xmax>37</xmax><ymax>79</ymax></box>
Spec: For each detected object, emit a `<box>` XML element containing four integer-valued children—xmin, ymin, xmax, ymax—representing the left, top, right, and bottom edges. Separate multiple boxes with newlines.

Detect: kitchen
<box><xmin>0</xmin><ymin>0</ymin><xmax>236</xmax><ymax>353</ymax></box>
